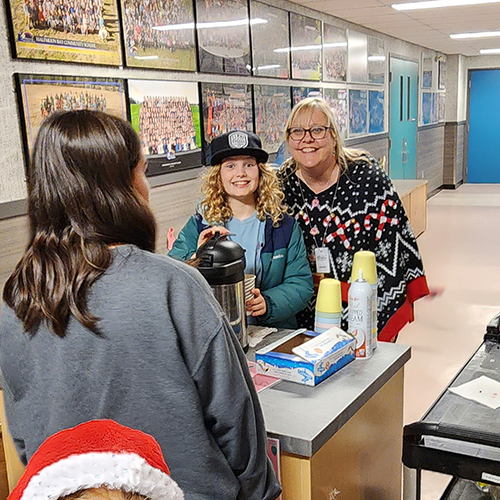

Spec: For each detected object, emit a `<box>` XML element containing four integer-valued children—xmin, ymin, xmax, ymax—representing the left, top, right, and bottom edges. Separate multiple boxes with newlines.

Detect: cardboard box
<box><xmin>255</xmin><ymin>328</ymin><xmax>356</xmax><ymax>386</ymax></box>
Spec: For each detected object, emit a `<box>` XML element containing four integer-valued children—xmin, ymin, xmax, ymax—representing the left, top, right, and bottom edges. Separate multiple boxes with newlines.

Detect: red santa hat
<box><xmin>8</xmin><ymin>420</ymin><xmax>184</xmax><ymax>500</ymax></box>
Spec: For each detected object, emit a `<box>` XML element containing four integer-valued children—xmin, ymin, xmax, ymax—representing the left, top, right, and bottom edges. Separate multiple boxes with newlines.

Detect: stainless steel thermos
<box><xmin>196</xmin><ymin>233</ymin><xmax>249</xmax><ymax>351</ymax></box>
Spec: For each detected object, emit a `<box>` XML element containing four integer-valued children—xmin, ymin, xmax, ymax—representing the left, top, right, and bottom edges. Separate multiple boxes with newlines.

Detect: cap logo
<box><xmin>228</xmin><ymin>131</ymin><xmax>249</xmax><ymax>150</ymax></box>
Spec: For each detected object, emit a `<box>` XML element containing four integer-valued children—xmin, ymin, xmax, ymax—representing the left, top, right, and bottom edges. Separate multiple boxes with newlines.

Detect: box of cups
<box><xmin>255</xmin><ymin>327</ymin><xmax>355</xmax><ymax>386</ymax></box>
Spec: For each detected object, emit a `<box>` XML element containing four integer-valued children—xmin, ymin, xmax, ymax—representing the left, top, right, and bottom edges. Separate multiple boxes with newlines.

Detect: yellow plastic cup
<box><xmin>315</xmin><ymin>278</ymin><xmax>342</xmax><ymax>314</ymax></box>
<box><xmin>351</xmin><ymin>251</ymin><xmax>377</xmax><ymax>285</ymax></box>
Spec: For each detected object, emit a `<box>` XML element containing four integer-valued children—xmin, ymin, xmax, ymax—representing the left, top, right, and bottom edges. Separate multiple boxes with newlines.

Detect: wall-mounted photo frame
<box><xmin>16</xmin><ymin>74</ymin><xmax>127</xmax><ymax>154</ymax></box>
<box><xmin>368</xmin><ymin>89</ymin><xmax>384</xmax><ymax>134</ymax></box>
<box><xmin>120</xmin><ymin>0</ymin><xmax>196</xmax><ymax>71</ymax></box>
<box><xmin>289</xmin><ymin>13</ymin><xmax>321</xmax><ymax>81</ymax></box>
<box><xmin>253</xmin><ymin>85</ymin><xmax>291</xmax><ymax>154</ymax></box>
<box><xmin>250</xmin><ymin>1</ymin><xmax>290</xmax><ymax>79</ymax></box>
<box><xmin>437</xmin><ymin>92</ymin><xmax>445</xmax><ymax>122</ymax></box>
<box><xmin>438</xmin><ymin>59</ymin><xmax>446</xmax><ymax>90</ymax></box>
<box><xmin>422</xmin><ymin>54</ymin><xmax>433</xmax><ymax>89</ymax></box>
<box><xmin>128</xmin><ymin>79</ymin><xmax>202</xmax><ymax>177</ymax></box>
<box><xmin>323</xmin><ymin>87</ymin><xmax>348</xmax><ymax>139</ymax></box>
<box><xmin>322</xmin><ymin>23</ymin><xmax>347</xmax><ymax>82</ymax></box>
<box><xmin>196</xmin><ymin>0</ymin><xmax>251</xmax><ymax>75</ymax></box>
<box><xmin>422</xmin><ymin>91</ymin><xmax>432</xmax><ymax>125</ymax></box>
<box><xmin>367</xmin><ymin>36</ymin><xmax>385</xmax><ymax>85</ymax></box>
<box><xmin>201</xmin><ymin>82</ymin><xmax>253</xmax><ymax>161</ymax></box>
<box><xmin>348</xmin><ymin>88</ymin><xmax>368</xmax><ymax>136</ymax></box>
<box><xmin>7</xmin><ymin>0</ymin><xmax>122</xmax><ymax>65</ymax></box>
<box><xmin>347</xmin><ymin>30</ymin><xmax>367</xmax><ymax>83</ymax></box>
<box><xmin>292</xmin><ymin>86</ymin><xmax>321</xmax><ymax>105</ymax></box>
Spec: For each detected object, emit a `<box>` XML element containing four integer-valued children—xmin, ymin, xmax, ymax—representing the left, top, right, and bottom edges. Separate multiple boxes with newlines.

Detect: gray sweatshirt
<box><xmin>0</xmin><ymin>245</ymin><xmax>281</xmax><ymax>500</ymax></box>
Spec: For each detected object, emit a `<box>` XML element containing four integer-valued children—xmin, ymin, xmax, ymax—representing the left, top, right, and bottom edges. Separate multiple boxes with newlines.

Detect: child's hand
<box><xmin>246</xmin><ymin>288</ymin><xmax>267</xmax><ymax>317</ymax></box>
<box><xmin>197</xmin><ymin>226</ymin><xmax>230</xmax><ymax>248</ymax></box>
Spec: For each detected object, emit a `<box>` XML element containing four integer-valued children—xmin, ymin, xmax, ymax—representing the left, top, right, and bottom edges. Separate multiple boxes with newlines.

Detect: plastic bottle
<box><xmin>348</xmin><ymin>269</ymin><xmax>373</xmax><ymax>359</ymax></box>
<box><xmin>351</xmin><ymin>250</ymin><xmax>378</xmax><ymax>350</ymax></box>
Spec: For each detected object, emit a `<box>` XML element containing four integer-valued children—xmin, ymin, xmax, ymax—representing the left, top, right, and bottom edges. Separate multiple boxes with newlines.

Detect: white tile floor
<box><xmin>398</xmin><ymin>183</ymin><xmax>500</xmax><ymax>499</ymax></box>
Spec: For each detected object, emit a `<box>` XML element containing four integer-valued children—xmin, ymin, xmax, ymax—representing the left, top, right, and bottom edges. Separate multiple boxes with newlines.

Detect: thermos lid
<box><xmin>197</xmin><ymin>232</ymin><xmax>246</xmax><ymax>285</ymax></box>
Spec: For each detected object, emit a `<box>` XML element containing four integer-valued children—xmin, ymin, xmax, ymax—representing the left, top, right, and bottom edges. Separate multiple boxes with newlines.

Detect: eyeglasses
<box><xmin>287</xmin><ymin>126</ymin><xmax>332</xmax><ymax>141</ymax></box>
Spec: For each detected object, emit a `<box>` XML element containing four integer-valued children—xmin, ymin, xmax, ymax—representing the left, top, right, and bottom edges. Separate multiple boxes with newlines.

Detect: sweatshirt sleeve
<box><xmin>191</xmin><ymin>323</ymin><xmax>282</xmax><ymax>500</ymax></box>
<box><xmin>167</xmin><ymin>215</ymin><xmax>201</xmax><ymax>261</ymax></box>
<box><xmin>260</xmin><ymin>221</ymin><xmax>314</xmax><ymax>325</ymax></box>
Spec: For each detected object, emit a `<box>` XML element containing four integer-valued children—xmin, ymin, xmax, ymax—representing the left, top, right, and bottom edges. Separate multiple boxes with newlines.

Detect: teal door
<box><xmin>389</xmin><ymin>57</ymin><xmax>418</xmax><ymax>179</ymax></box>
<box><xmin>468</xmin><ymin>69</ymin><xmax>500</xmax><ymax>183</ymax></box>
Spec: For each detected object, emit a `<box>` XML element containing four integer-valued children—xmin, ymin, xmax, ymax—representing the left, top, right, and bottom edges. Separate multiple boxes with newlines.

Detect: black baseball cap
<box><xmin>208</xmin><ymin>130</ymin><xmax>269</xmax><ymax>166</ymax></box>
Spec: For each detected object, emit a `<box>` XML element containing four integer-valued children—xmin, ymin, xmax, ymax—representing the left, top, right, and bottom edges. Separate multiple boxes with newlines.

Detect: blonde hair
<box><xmin>284</xmin><ymin>97</ymin><xmax>368</xmax><ymax>174</ymax></box>
<box><xmin>60</xmin><ymin>488</ymin><xmax>148</xmax><ymax>500</ymax></box>
<box><xmin>199</xmin><ymin>161</ymin><xmax>286</xmax><ymax>226</ymax></box>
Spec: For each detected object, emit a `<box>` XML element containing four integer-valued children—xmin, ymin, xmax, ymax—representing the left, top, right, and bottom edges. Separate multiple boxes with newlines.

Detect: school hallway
<box><xmin>398</xmin><ymin>183</ymin><xmax>500</xmax><ymax>499</ymax></box>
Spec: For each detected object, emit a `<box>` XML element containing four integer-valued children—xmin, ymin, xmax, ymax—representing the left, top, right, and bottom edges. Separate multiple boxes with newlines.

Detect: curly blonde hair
<box><xmin>199</xmin><ymin>162</ymin><xmax>286</xmax><ymax>226</ymax></box>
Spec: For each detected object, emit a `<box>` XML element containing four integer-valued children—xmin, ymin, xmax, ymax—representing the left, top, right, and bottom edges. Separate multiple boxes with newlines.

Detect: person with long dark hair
<box><xmin>0</xmin><ymin>110</ymin><xmax>281</xmax><ymax>500</ymax></box>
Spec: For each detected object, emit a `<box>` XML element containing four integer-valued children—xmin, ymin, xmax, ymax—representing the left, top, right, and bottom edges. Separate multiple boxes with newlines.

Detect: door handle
<box><xmin>410</xmin><ymin>118</ymin><xmax>416</xmax><ymax>122</ymax></box>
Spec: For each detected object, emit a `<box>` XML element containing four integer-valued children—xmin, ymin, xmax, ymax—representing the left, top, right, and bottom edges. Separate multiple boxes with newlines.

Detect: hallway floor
<box><xmin>398</xmin><ymin>183</ymin><xmax>500</xmax><ymax>499</ymax></box>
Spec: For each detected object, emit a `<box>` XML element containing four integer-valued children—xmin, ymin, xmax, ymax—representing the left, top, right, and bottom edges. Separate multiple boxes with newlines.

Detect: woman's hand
<box><xmin>246</xmin><ymin>288</ymin><xmax>267</xmax><ymax>317</ymax></box>
<box><xmin>197</xmin><ymin>226</ymin><xmax>230</xmax><ymax>248</ymax></box>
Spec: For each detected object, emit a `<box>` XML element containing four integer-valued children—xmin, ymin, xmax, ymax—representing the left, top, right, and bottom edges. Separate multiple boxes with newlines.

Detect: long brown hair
<box><xmin>3</xmin><ymin>110</ymin><xmax>157</xmax><ymax>337</ymax></box>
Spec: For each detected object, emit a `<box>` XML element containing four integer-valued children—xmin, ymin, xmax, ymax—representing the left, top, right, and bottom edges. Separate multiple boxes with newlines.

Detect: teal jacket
<box><xmin>169</xmin><ymin>213</ymin><xmax>314</xmax><ymax>329</ymax></box>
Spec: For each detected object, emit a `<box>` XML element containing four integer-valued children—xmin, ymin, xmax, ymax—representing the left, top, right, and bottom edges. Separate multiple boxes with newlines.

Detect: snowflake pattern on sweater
<box><xmin>279</xmin><ymin>155</ymin><xmax>429</xmax><ymax>340</ymax></box>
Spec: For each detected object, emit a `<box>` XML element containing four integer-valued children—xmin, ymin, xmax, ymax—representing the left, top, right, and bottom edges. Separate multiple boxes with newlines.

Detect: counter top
<box><xmin>392</xmin><ymin>179</ymin><xmax>428</xmax><ymax>195</ymax></box>
<box><xmin>248</xmin><ymin>332</ymin><xmax>411</xmax><ymax>457</ymax></box>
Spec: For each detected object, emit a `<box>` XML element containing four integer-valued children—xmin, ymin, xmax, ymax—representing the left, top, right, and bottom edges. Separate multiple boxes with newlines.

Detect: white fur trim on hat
<box><xmin>20</xmin><ymin>452</ymin><xmax>184</xmax><ymax>500</ymax></box>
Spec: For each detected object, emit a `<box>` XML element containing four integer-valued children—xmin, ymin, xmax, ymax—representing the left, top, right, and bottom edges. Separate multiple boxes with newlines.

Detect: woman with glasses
<box><xmin>279</xmin><ymin>97</ymin><xmax>429</xmax><ymax>342</ymax></box>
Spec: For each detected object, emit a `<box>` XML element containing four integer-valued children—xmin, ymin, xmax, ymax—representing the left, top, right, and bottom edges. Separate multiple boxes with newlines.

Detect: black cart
<box><xmin>403</xmin><ymin>313</ymin><xmax>500</xmax><ymax>500</ymax></box>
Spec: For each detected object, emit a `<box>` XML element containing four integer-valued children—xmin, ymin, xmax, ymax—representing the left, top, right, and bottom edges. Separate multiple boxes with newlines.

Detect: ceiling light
<box><xmin>480</xmin><ymin>48</ymin><xmax>500</xmax><ymax>54</ymax></box>
<box><xmin>450</xmin><ymin>31</ymin><xmax>500</xmax><ymax>38</ymax></box>
<box><xmin>152</xmin><ymin>18</ymin><xmax>267</xmax><ymax>31</ymax></box>
<box><xmin>257</xmin><ymin>64</ymin><xmax>281</xmax><ymax>70</ymax></box>
<box><xmin>367</xmin><ymin>55</ymin><xmax>386</xmax><ymax>61</ymax></box>
<box><xmin>323</xmin><ymin>42</ymin><xmax>348</xmax><ymax>48</ymax></box>
<box><xmin>392</xmin><ymin>0</ymin><xmax>500</xmax><ymax>11</ymax></box>
<box><xmin>274</xmin><ymin>44</ymin><xmax>321</xmax><ymax>53</ymax></box>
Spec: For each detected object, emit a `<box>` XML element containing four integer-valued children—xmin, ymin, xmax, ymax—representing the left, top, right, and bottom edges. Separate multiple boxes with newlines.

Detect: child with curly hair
<box><xmin>169</xmin><ymin>130</ymin><xmax>313</xmax><ymax>329</ymax></box>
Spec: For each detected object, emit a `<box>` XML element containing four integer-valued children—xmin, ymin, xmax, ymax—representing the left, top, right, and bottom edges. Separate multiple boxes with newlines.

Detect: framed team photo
<box><xmin>196</xmin><ymin>0</ymin><xmax>251</xmax><ymax>75</ymax></box>
<box><xmin>368</xmin><ymin>90</ymin><xmax>384</xmax><ymax>134</ymax></box>
<box><xmin>7</xmin><ymin>0</ymin><xmax>122</xmax><ymax>65</ymax></box>
<box><xmin>120</xmin><ymin>0</ymin><xmax>196</xmax><ymax>71</ymax></box>
<box><xmin>16</xmin><ymin>73</ymin><xmax>127</xmax><ymax>154</ymax></box>
<box><xmin>323</xmin><ymin>23</ymin><xmax>347</xmax><ymax>82</ymax></box>
<box><xmin>290</xmin><ymin>12</ymin><xmax>321</xmax><ymax>81</ymax></box>
<box><xmin>253</xmin><ymin>84</ymin><xmax>291</xmax><ymax>154</ymax></box>
<box><xmin>200</xmin><ymin>82</ymin><xmax>253</xmax><ymax>161</ymax></box>
<box><xmin>250</xmin><ymin>1</ymin><xmax>290</xmax><ymax>79</ymax></box>
<box><xmin>349</xmin><ymin>88</ymin><xmax>368</xmax><ymax>136</ymax></box>
<box><xmin>128</xmin><ymin>79</ymin><xmax>202</xmax><ymax>177</ymax></box>
<box><xmin>323</xmin><ymin>87</ymin><xmax>348</xmax><ymax>139</ymax></box>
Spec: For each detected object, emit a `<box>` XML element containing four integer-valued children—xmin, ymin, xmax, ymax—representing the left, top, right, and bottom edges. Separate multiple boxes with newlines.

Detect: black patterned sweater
<box><xmin>279</xmin><ymin>155</ymin><xmax>429</xmax><ymax>341</ymax></box>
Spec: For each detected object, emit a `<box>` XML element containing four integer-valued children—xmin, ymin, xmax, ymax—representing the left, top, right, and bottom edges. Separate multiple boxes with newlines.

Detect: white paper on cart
<box><xmin>449</xmin><ymin>375</ymin><xmax>500</xmax><ymax>409</ymax></box>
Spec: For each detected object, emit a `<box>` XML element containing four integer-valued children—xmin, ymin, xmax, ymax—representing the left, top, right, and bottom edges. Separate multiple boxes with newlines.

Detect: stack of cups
<box><xmin>314</xmin><ymin>278</ymin><xmax>342</xmax><ymax>333</ymax></box>
<box><xmin>350</xmin><ymin>251</ymin><xmax>377</xmax><ymax>349</ymax></box>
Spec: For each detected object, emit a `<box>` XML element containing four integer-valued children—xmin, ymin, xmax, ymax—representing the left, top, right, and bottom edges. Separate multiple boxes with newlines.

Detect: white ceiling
<box><xmin>290</xmin><ymin>0</ymin><xmax>500</xmax><ymax>56</ymax></box>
